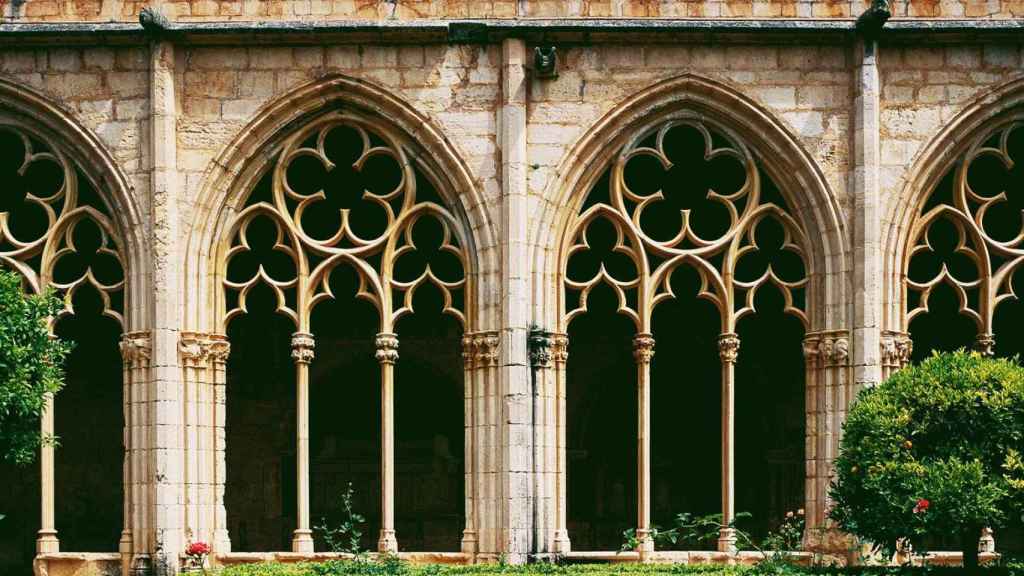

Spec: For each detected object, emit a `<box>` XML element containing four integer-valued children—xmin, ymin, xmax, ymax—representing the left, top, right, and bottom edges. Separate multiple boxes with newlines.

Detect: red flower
<box><xmin>186</xmin><ymin>541</ymin><xmax>211</xmax><ymax>557</ymax></box>
<box><xmin>913</xmin><ymin>498</ymin><xmax>930</xmax><ymax>514</ymax></box>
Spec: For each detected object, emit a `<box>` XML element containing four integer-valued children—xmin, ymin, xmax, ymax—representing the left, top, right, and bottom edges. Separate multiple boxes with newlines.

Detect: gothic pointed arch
<box><xmin>0</xmin><ymin>77</ymin><xmax>146</xmax><ymax>575</ymax></box>
<box><xmin>885</xmin><ymin>77</ymin><xmax>1024</xmax><ymax>359</ymax></box>
<box><xmin>889</xmin><ymin>78</ymin><xmax>1024</xmax><ymax>364</ymax></box>
<box><xmin>182</xmin><ymin>74</ymin><xmax>492</xmax><ymax>556</ymax></box>
<box><xmin>531</xmin><ymin>74</ymin><xmax>847</xmax><ymax>555</ymax></box>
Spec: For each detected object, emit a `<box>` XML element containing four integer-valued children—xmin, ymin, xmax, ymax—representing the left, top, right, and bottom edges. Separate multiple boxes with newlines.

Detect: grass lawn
<box><xmin>215</xmin><ymin>558</ymin><xmax>1024</xmax><ymax>576</ymax></box>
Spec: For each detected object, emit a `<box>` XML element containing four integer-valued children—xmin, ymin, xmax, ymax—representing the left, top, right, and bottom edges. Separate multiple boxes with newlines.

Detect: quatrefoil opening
<box><xmin>908</xmin><ymin>216</ymin><xmax>980</xmax><ymax>286</ymax></box>
<box><xmin>967</xmin><ymin>125</ymin><xmax>1024</xmax><ymax>245</ymax></box>
<box><xmin>0</xmin><ymin>127</ymin><xmax>64</xmax><ymax>245</ymax></box>
<box><xmin>226</xmin><ymin>215</ymin><xmax>298</xmax><ymax>286</ymax></box>
<box><xmin>565</xmin><ymin>217</ymin><xmax>639</xmax><ymax>286</ymax></box>
<box><xmin>624</xmin><ymin>123</ymin><xmax>748</xmax><ymax>245</ymax></box>
<box><xmin>284</xmin><ymin>123</ymin><xmax>403</xmax><ymax>245</ymax></box>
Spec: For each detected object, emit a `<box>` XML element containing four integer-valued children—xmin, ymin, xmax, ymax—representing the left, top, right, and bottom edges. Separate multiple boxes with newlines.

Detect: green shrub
<box><xmin>0</xmin><ymin>269</ymin><xmax>69</xmax><ymax>465</ymax></box>
<box><xmin>829</xmin><ymin>350</ymin><xmax>1024</xmax><ymax>569</ymax></box>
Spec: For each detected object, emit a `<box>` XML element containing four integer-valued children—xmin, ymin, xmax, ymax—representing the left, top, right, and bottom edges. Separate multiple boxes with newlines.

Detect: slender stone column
<box><xmin>461</xmin><ymin>334</ymin><xmax>478</xmax><ymax>555</ymax></box>
<box><xmin>290</xmin><ymin>332</ymin><xmax>315</xmax><ymax>553</ymax></box>
<box><xmin>376</xmin><ymin>332</ymin><xmax>399</xmax><ymax>553</ymax></box>
<box><xmin>717</xmin><ymin>333</ymin><xmax>740</xmax><ymax>553</ymax></box>
<box><xmin>528</xmin><ymin>329</ymin><xmax>554</xmax><ymax>555</ymax></box>
<box><xmin>551</xmin><ymin>334</ymin><xmax>570</xmax><ymax>554</ymax></box>
<box><xmin>632</xmin><ymin>333</ymin><xmax>655</xmax><ymax>558</ymax></box>
<box><xmin>974</xmin><ymin>334</ymin><xmax>997</xmax><ymax>555</ymax></box>
<box><xmin>119</xmin><ymin>332</ymin><xmax>151</xmax><ymax>575</ymax></box>
<box><xmin>209</xmin><ymin>335</ymin><xmax>232</xmax><ymax>553</ymax></box>
<box><xmin>37</xmin><ymin>393</ymin><xmax>58</xmax><ymax>554</ymax></box>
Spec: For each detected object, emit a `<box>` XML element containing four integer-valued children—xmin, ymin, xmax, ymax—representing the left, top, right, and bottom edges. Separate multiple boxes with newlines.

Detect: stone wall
<box><xmin>5</xmin><ymin>0</ymin><xmax>1024</xmax><ymax>21</ymax></box>
<box><xmin>2</xmin><ymin>6</ymin><xmax>1024</xmax><ymax>574</ymax></box>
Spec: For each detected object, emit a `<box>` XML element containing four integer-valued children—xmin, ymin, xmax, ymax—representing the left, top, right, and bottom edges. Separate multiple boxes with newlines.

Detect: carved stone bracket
<box><xmin>374</xmin><ymin>332</ymin><xmax>398</xmax><ymax>365</ymax></box>
<box><xmin>718</xmin><ymin>333</ymin><xmax>740</xmax><ymax>363</ymax></box>
<box><xmin>291</xmin><ymin>332</ymin><xmax>316</xmax><ymax>365</ymax></box>
<box><xmin>120</xmin><ymin>331</ymin><xmax>152</xmax><ymax>368</ymax></box>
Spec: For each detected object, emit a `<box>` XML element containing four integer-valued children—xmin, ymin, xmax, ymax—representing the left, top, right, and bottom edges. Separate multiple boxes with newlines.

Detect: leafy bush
<box><xmin>829</xmin><ymin>351</ymin><xmax>1024</xmax><ymax>569</ymax></box>
<box><xmin>0</xmin><ymin>270</ymin><xmax>68</xmax><ymax>465</ymax></box>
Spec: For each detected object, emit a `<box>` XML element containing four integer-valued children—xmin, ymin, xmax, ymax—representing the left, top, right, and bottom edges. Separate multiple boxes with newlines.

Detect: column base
<box><xmin>378</xmin><ymin>529</ymin><xmax>398</xmax><ymax>554</ymax></box>
<box><xmin>553</xmin><ymin>529</ymin><xmax>571</xmax><ymax>554</ymax></box>
<box><xmin>460</xmin><ymin>530</ymin><xmax>477</xmax><ymax>555</ymax></box>
<box><xmin>36</xmin><ymin>529</ymin><xmax>59</xmax><ymax>553</ymax></box>
<box><xmin>717</xmin><ymin>528</ymin><xmax>737</xmax><ymax>554</ymax></box>
<box><xmin>979</xmin><ymin>527</ymin><xmax>995</xmax><ymax>554</ymax></box>
<box><xmin>131</xmin><ymin>554</ymin><xmax>152</xmax><ymax>576</ymax></box>
<box><xmin>635</xmin><ymin>528</ymin><xmax>654</xmax><ymax>560</ymax></box>
<box><xmin>119</xmin><ymin>531</ymin><xmax>133</xmax><ymax>576</ymax></box>
<box><xmin>292</xmin><ymin>529</ymin><xmax>314</xmax><ymax>553</ymax></box>
<box><xmin>214</xmin><ymin>529</ymin><xmax>232</xmax><ymax>555</ymax></box>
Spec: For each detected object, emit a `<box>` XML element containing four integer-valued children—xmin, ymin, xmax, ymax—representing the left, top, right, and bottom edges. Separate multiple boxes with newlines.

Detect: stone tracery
<box><xmin>561</xmin><ymin>117</ymin><xmax>811</xmax><ymax>554</ymax></box>
<box><xmin>220</xmin><ymin>109</ymin><xmax>471</xmax><ymax>554</ymax></box>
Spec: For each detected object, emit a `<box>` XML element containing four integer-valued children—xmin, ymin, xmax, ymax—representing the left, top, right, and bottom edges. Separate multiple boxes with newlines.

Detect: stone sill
<box><xmin>217</xmin><ymin>552</ymin><xmax>470</xmax><ymax>565</ymax></box>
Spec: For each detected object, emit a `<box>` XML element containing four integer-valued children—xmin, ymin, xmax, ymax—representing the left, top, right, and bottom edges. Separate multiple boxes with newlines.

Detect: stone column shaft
<box><xmin>376</xmin><ymin>333</ymin><xmax>399</xmax><ymax>553</ymax></box>
<box><xmin>291</xmin><ymin>332</ymin><xmax>315</xmax><ymax>553</ymax></box>
<box><xmin>632</xmin><ymin>334</ymin><xmax>655</xmax><ymax>558</ymax></box>
<box><xmin>718</xmin><ymin>333</ymin><xmax>740</xmax><ymax>553</ymax></box>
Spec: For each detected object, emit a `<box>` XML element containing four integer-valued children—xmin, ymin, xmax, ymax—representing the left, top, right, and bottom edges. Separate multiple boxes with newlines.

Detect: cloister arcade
<box><xmin>1</xmin><ymin>29</ymin><xmax>1024</xmax><ymax>575</ymax></box>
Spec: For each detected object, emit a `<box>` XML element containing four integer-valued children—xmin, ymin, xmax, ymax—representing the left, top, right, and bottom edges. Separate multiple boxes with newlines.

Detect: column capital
<box><xmin>552</xmin><ymin>333</ymin><xmax>569</xmax><ymax>364</ymax></box>
<box><xmin>178</xmin><ymin>331</ymin><xmax>211</xmax><ymax>365</ymax></box>
<box><xmin>291</xmin><ymin>332</ymin><xmax>315</xmax><ymax>364</ymax></box>
<box><xmin>528</xmin><ymin>327</ymin><xmax>554</xmax><ymax>368</ymax></box>
<box><xmin>375</xmin><ymin>332</ymin><xmax>399</xmax><ymax>365</ymax></box>
<box><xmin>718</xmin><ymin>333</ymin><xmax>740</xmax><ymax>363</ymax></box>
<box><xmin>473</xmin><ymin>331</ymin><xmax>500</xmax><ymax>367</ymax></box>
<box><xmin>461</xmin><ymin>334</ymin><xmax>477</xmax><ymax>370</ymax></box>
<box><xmin>881</xmin><ymin>331</ymin><xmax>912</xmax><ymax>368</ymax></box>
<box><xmin>632</xmin><ymin>333</ymin><xmax>655</xmax><ymax>364</ymax></box>
<box><xmin>975</xmin><ymin>333</ymin><xmax>995</xmax><ymax>357</ymax></box>
<box><xmin>208</xmin><ymin>334</ymin><xmax>231</xmax><ymax>366</ymax></box>
<box><xmin>119</xmin><ymin>331</ymin><xmax>152</xmax><ymax>368</ymax></box>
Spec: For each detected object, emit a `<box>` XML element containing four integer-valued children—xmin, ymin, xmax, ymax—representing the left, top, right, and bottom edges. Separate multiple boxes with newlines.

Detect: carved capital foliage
<box><xmin>291</xmin><ymin>332</ymin><xmax>315</xmax><ymax>364</ymax></box>
<box><xmin>529</xmin><ymin>327</ymin><xmax>554</xmax><ymax>368</ymax></box>
<box><xmin>120</xmin><ymin>331</ymin><xmax>152</xmax><ymax>367</ymax></box>
<box><xmin>632</xmin><ymin>333</ymin><xmax>655</xmax><ymax>364</ymax></box>
<box><xmin>375</xmin><ymin>332</ymin><xmax>399</xmax><ymax>365</ymax></box>
<box><xmin>179</xmin><ymin>332</ymin><xmax>211</xmax><ymax>364</ymax></box>
<box><xmin>461</xmin><ymin>334</ymin><xmax>477</xmax><ymax>369</ymax></box>
<box><xmin>975</xmin><ymin>333</ymin><xmax>996</xmax><ymax>357</ymax></box>
<box><xmin>718</xmin><ymin>333</ymin><xmax>740</xmax><ymax>363</ymax></box>
<box><xmin>209</xmin><ymin>334</ymin><xmax>231</xmax><ymax>366</ymax></box>
<box><xmin>470</xmin><ymin>332</ymin><xmax>500</xmax><ymax>367</ymax></box>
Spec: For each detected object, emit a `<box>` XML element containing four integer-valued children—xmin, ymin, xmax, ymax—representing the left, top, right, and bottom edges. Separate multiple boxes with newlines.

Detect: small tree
<box><xmin>0</xmin><ymin>270</ymin><xmax>69</xmax><ymax>466</ymax></box>
<box><xmin>829</xmin><ymin>350</ymin><xmax>1024</xmax><ymax>569</ymax></box>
